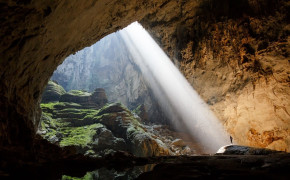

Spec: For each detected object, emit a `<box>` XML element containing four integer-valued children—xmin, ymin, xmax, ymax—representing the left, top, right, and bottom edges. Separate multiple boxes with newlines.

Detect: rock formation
<box><xmin>59</xmin><ymin>88</ymin><xmax>108</xmax><ymax>109</ymax></box>
<box><xmin>141</xmin><ymin>0</ymin><xmax>290</xmax><ymax>151</ymax></box>
<box><xmin>41</xmin><ymin>80</ymin><xmax>66</xmax><ymax>103</ymax></box>
<box><xmin>216</xmin><ymin>145</ymin><xmax>287</xmax><ymax>155</ymax></box>
<box><xmin>40</xmin><ymin>83</ymin><xmax>195</xmax><ymax>157</ymax></box>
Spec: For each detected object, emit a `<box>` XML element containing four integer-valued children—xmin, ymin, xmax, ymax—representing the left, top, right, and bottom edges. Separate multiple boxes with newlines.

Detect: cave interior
<box><xmin>0</xmin><ymin>0</ymin><xmax>289</xmax><ymax>179</ymax></box>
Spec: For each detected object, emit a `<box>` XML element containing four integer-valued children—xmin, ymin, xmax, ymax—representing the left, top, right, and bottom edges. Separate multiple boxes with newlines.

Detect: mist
<box><xmin>120</xmin><ymin>22</ymin><xmax>229</xmax><ymax>153</ymax></box>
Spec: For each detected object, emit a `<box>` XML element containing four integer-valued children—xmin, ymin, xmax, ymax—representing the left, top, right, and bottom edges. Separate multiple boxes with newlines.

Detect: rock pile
<box><xmin>40</xmin><ymin>82</ymin><xmax>195</xmax><ymax>157</ymax></box>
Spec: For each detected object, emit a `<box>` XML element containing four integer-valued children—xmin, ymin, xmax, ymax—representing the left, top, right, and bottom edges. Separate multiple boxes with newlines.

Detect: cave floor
<box><xmin>1</xmin><ymin>152</ymin><xmax>289</xmax><ymax>179</ymax></box>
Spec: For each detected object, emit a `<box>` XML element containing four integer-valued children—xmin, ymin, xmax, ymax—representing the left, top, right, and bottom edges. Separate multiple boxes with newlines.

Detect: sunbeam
<box><xmin>120</xmin><ymin>22</ymin><xmax>229</xmax><ymax>153</ymax></box>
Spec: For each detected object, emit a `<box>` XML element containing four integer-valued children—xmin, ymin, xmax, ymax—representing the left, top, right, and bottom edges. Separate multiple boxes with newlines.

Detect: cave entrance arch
<box><xmin>39</xmin><ymin>22</ymin><xmax>209</xmax><ymax>160</ymax></box>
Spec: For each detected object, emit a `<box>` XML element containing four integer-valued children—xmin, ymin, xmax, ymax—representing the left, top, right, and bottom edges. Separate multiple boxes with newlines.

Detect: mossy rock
<box><xmin>60</xmin><ymin>123</ymin><xmax>103</xmax><ymax>151</ymax></box>
<box><xmin>54</xmin><ymin>102</ymin><xmax>83</xmax><ymax>110</ymax></box>
<box><xmin>59</xmin><ymin>89</ymin><xmax>108</xmax><ymax>109</ymax></box>
<box><xmin>62</xmin><ymin>172</ymin><xmax>93</xmax><ymax>180</ymax></box>
<box><xmin>68</xmin><ymin>90</ymin><xmax>91</xmax><ymax>96</ymax></box>
<box><xmin>42</xmin><ymin>80</ymin><xmax>66</xmax><ymax>103</ymax></box>
<box><xmin>40</xmin><ymin>101</ymin><xmax>171</xmax><ymax>157</ymax></box>
<box><xmin>98</xmin><ymin>103</ymin><xmax>130</xmax><ymax>115</ymax></box>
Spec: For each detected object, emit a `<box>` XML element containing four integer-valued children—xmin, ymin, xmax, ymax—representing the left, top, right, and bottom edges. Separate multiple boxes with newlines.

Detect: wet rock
<box><xmin>49</xmin><ymin>135</ymin><xmax>59</xmax><ymax>144</ymax></box>
<box><xmin>216</xmin><ymin>145</ymin><xmax>286</xmax><ymax>155</ymax></box>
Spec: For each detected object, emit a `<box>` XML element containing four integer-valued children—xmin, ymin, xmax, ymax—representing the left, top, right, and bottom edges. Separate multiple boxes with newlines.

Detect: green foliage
<box><xmin>59</xmin><ymin>124</ymin><xmax>103</xmax><ymax>147</ymax></box>
<box><xmin>62</xmin><ymin>172</ymin><xmax>93</xmax><ymax>180</ymax></box>
<box><xmin>68</xmin><ymin>90</ymin><xmax>90</xmax><ymax>96</ymax></box>
<box><xmin>40</xmin><ymin>95</ymin><xmax>151</xmax><ymax>158</ymax></box>
<box><xmin>47</xmin><ymin>80</ymin><xmax>66</xmax><ymax>95</ymax></box>
<box><xmin>132</xmin><ymin>104</ymin><xmax>142</xmax><ymax>115</ymax></box>
<box><xmin>41</xmin><ymin>102</ymin><xmax>63</xmax><ymax>109</ymax></box>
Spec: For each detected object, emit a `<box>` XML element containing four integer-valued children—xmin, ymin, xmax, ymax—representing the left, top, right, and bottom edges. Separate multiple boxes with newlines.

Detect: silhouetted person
<box><xmin>230</xmin><ymin>136</ymin><xmax>233</xmax><ymax>144</ymax></box>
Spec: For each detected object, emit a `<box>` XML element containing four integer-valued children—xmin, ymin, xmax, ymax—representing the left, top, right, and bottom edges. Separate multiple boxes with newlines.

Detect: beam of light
<box><xmin>120</xmin><ymin>22</ymin><xmax>229</xmax><ymax>153</ymax></box>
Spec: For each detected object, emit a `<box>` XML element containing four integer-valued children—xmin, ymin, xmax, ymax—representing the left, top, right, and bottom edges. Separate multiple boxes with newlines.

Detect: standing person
<box><xmin>230</xmin><ymin>136</ymin><xmax>233</xmax><ymax>144</ymax></box>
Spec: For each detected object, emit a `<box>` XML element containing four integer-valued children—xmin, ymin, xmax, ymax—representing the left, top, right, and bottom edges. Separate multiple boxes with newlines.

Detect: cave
<box><xmin>0</xmin><ymin>0</ymin><xmax>289</xmax><ymax>179</ymax></box>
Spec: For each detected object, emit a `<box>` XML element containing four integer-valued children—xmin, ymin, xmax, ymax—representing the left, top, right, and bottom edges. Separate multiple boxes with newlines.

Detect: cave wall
<box><xmin>141</xmin><ymin>0</ymin><xmax>290</xmax><ymax>151</ymax></box>
<box><xmin>0</xmin><ymin>0</ymin><xmax>289</xmax><ymax>154</ymax></box>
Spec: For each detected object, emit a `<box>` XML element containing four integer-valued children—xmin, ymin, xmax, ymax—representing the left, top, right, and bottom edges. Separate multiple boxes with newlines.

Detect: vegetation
<box><xmin>41</xmin><ymin>81</ymin><xmax>66</xmax><ymax>103</ymax></box>
<box><xmin>39</xmin><ymin>88</ymin><xmax>165</xmax><ymax>157</ymax></box>
<box><xmin>41</xmin><ymin>102</ymin><xmax>64</xmax><ymax>110</ymax></box>
<box><xmin>60</xmin><ymin>123</ymin><xmax>103</xmax><ymax>147</ymax></box>
<box><xmin>68</xmin><ymin>90</ymin><xmax>90</xmax><ymax>96</ymax></box>
<box><xmin>62</xmin><ymin>172</ymin><xmax>93</xmax><ymax>180</ymax></box>
<box><xmin>132</xmin><ymin>104</ymin><xmax>142</xmax><ymax>115</ymax></box>
<box><xmin>48</xmin><ymin>80</ymin><xmax>66</xmax><ymax>95</ymax></box>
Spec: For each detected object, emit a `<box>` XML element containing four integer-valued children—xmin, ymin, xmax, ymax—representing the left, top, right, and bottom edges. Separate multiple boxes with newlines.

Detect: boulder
<box><xmin>98</xmin><ymin>103</ymin><xmax>127</xmax><ymax>115</ymax></box>
<box><xmin>91</xmin><ymin>88</ymin><xmax>108</xmax><ymax>108</ymax></box>
<box><xmin>216</xmin><ymin>145</ymin><xmax>286</xmax><ymax>155</ymax></box>
<box><xmin>59</xmin><ymin>88</ymin><xmax>108</xmax><ymax>109</ymax></box>
<box><xmin>41</xmin><ymin>80</ymin><xmax>66</xmax><ymax>103</ymax></box>
<box><xmin>40</xmin><ymin>101</ymin><xmax>173</xmax><ymax>157</ymax></box>
<box><xmin>92</xmin><ymin>128</ymin><xmax>127</xmax><ymax>152</ymax></box>
<box><xmin>171</xmin><ymin>139</ymin><xmax>186</xmax><ymax>147</ymax></box>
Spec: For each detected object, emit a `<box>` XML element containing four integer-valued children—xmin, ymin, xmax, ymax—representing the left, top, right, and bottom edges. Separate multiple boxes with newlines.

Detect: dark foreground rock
<box><xmin>1</xmin><ymin>152</ymin><xmax>289</xmax><ymax>180</ymax></box>
<box><xmin>137</xmin><ymin>154</ymin><xmax>290</xmax><ymax>180</ymax></box>
<box><xmin>216</xmin><ymin>145</ymin><xmax>287</xmax><ymax>155</ymax></box>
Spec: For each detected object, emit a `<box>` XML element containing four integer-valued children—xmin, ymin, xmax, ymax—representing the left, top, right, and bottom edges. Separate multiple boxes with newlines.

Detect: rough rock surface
<box><xmin>40</xmin><ymin>86</ymin><xmax>193</xmax><ymax>157</ymax></box>
<box><xmin>216</xmin><ymin>145</ymin><xmax>286</xmax><ymax>155</ymax></box>
<box><xmin>137</xmin><ymin>153</ymin><xmax>290</xmax><ymax>180</ymax></box>
<box><xmin>59</xmin><ymin>88</ymin><xmax>108</xmax><ymax>109</ymax></box>
<box><xmin>141</xmin><ymin>0</ymin><xmax>290</xmax><ymax>151</ymax></box>
<box><xmin>41</xmin><ymin>80</ymin><xmax>66</xmax><ymax>103</ymax></box>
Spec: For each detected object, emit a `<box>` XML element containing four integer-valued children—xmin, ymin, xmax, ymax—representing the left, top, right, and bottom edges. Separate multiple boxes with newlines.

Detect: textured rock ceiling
<box><xmin>0</xmin><ymin>0</ymin><xmax>289</xmax><ymax>153</ymax></box>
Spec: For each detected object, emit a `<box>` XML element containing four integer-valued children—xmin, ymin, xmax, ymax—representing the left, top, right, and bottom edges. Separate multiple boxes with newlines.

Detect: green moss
<box><xmin>41</xmin><ymin>80</ymin><xmax>67</xmax><ymax>103</ymax></box>
<box><xmin>127</xmin><ymin>124</ymin><xmax>145</xmax><ymax>136</ymax></box>
<box><xmin>68</xmin><ymin>90</ymin><xmax>90</xmax><ymax>96</ymax></box>
<box><xmin>41</xmin><ymin>102</ymin><xmax>66</xmax><ymax>110</ymax></box>
<box><xmin>83</xmin><ymin>112</ymin><xmax>101</xmax><ymax>121</ymax></box>
<box><xmin>48</xmin><ymin>80</ymin><xmax>66</xmax><ymax>94</ymax></box>
<box><xmin>132</xmin><ymin>105</ymin><xmax>142</xmax><ymax>115</ymax></box>
<box><xmin>59</xmin><ymin>123</ymin><xmax>103</xmax><ymax>148</ymax></box>
<box><xmin>62</xmin><ymin>172</ymin><xmax>93</xmax><ymax>180</ymax></box>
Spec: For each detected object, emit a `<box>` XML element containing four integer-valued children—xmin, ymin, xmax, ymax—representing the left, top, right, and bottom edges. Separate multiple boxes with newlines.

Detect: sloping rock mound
<box><xmin>97</xmin><ymin>103</ymin><xmax>127</xmax><ymax>115</ymax></box>
<box><xmin>40</xmin><ymin>86</ymin><xmax>177</xmax><ymax>157</ymax></box>
<box><xmin>216</xmin><ymin>145</ymin><xmax>286</xmax><ymax>155</ymax></box>
<box><xmin>41</xmin><ymin>80</ymin><xmax>66</xmax><ymax>103</ymax></box>
<box><xmin>59</xmin><ymin>88</ymin><xmax>108</xmax><ymax>109</ymax></box>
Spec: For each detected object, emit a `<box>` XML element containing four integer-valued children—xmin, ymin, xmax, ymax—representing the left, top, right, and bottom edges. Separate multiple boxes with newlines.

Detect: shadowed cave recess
<box><xmin>0</xmin><ymin>0</ymin><xmax>289</xmax><ymax>179</ymax></box>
